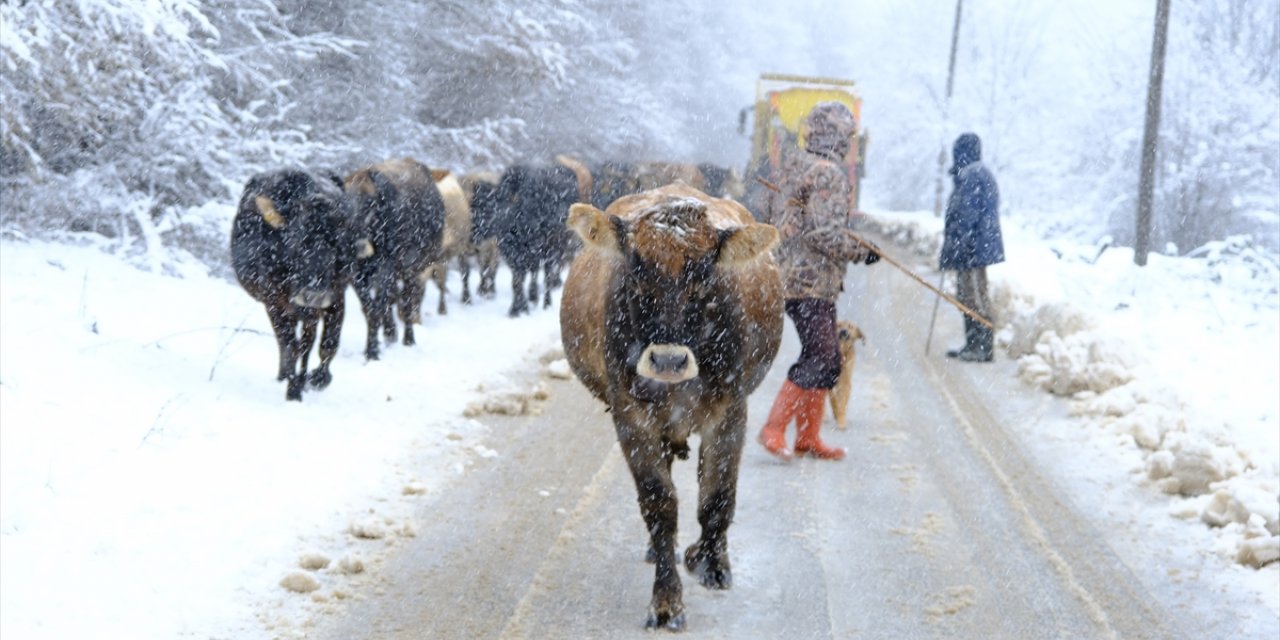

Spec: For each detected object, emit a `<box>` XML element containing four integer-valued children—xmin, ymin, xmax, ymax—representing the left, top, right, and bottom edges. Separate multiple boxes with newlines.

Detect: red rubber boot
<box><xmin>794</xmin><ymin>389</ymin><xmax>846</xmax><ymax>460</ymax></box>
<box><xmin>756</xmin><ymin>380</ymin><xmax>806</xmax><ymax>461</ymax></box>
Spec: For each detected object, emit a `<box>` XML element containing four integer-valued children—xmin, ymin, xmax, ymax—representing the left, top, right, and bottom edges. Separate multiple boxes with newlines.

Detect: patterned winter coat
<box><xmin>776</xmin><ymin>102</ymin><xmax>873</xmax><ymax>301</ymax></box>
<box><xmin>940</xmin><ymin>133</ymin><xmax>1005</xmax><ymax>271</ymax></box>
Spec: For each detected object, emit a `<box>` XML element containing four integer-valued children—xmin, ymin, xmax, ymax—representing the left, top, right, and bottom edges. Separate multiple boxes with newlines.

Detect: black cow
<box><xmin>696</xmin><ymin>163</ymin><xmax>744</xmax><ymax>200</ymax></box>
<box><xmin>230</xmin><ymin>169</ymin><xmax>364</xmax><ymax>401</ymax></box>
<box><xmin>483</xmin><ymin>162</ymin><xmax>579</xmax><ymax>317</ymax></box>
<box><xmin>344</xmin><ymin>158</ymin><xmax>447</xmax><ymax>360</ymax></box>
<box><xmin>461</xmin><ymin>172</ymin><xmax>503</xmax><ymax>299</ymax></box>
<box><xmin>589</xmin><ymin>160</ymin><xmax>643</xmax><ymax>211</ymax></box>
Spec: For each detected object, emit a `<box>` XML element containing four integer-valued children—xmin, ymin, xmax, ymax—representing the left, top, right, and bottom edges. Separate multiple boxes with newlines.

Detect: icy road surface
<box><xmin>316</xmin><ymin>245</ymin><xmax>1267</xmax><ymax>640</ymax></box>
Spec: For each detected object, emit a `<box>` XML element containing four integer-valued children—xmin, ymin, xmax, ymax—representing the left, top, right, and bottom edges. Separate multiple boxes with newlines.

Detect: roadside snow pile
<box><xmin>0</xmin><ymin>235</ymin><xmax>566</xmax><ymax>639</ymax></box>
<box><xmin>864</xmin><ymin>212</ymin><xmax>1280</xmax><ymax>568</ymax></box>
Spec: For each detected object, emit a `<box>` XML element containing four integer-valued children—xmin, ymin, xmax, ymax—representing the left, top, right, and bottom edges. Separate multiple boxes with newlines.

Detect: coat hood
<box><xmin>804</xmin><ymin>101</ymin><xmax>856</xmax><ymax>161</ymax></box>
<box><xmin>950</xmin><ymin>133</ymin><xmax>982</xmax><ymax>174</ymax></box>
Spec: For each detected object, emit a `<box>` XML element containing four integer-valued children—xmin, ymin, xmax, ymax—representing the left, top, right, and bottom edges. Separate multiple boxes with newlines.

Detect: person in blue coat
<box><xmin>939</xmin><ymin>132</ymin><xmax>1004</xmax><ymax>362</ymax></box>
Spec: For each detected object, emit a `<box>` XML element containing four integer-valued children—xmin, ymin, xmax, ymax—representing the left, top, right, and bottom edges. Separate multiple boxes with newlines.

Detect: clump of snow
<box><xmin>280</xmin><ymin>572</ymin><xmax>321</xmax><ymax>594</ymax></box>
<box><xmin>333</xmin><ymin>555</ymin><xmax>365</xmax><ymax>576</ymax></box>
<box><xmin>1014</xmin><ymin>331</ymin><xmax>1135</xmax><ymax>396</ymax></box>
<box><xmin>402</xmin><ymin>482</ymin><xmax>428</xmax><ymax>496</ymax></box>
<box><xmin>464</xmin><ymin>381</ymin><xmax>551</xmax><ymax>417</ymax></box>
<box><xmin>1236</xmin><ymin>521</ymin><xmax>1280</xmax><ymax>569</ymax></box>
<box><xmin>348</xmin><ymin>517</ymin><xmax>388</xmax><ymax>540</ymax></box>
<box><xmin>1003</xmin><ymin>302</ymin><xmax>1093</xmax><ymax>358</ymax></box>
<box><xmin>1146</xmin><ymin>432</ymin><xmax>1247</xmax><ymax>496</ymax></box>
<box><xmin>545</xmin><ymin>358</ymin><xmax>574</xmax><ymax>379</ymax></box>
<box><xmin>297</xmin><ymin>554</ymin><xmax>331</xmax><ymax>571</ymax></box>
<box><xmin>869</xmin><ymin>210</ymin><xmax>1280</xmax><ymax>569</ymax></box>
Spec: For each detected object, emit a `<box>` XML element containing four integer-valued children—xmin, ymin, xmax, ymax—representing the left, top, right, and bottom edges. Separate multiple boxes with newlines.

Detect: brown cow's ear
<box><xmin>255</xmin><ymin>195</ymin><xmax>285</xmax><ymax>229</ymax></box>
<box><xmin>568</xmin><ymin>203</ymin><xmax>621</xmax><ymax>254</ymax></box>
<box><xmin>718</xmin><ymin>223</ymin><xmax>778</xmax><ymax>266</ymax></box>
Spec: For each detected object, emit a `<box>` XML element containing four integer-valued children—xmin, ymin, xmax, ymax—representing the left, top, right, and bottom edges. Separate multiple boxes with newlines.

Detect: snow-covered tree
<box><xmin>0</xmin><ymin>0</ymin><xmax>358</xmax><ymax>250</ymax></box>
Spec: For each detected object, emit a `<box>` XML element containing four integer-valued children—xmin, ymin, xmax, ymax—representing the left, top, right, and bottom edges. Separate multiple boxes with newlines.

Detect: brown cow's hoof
<box><xmin>286</xmin><ymin>377</ymin><xmax>305</xmax><ymax>401</ymax></box>
<box><xmin>645</xmin><ymin>608</ymin><xmax>686</xmax><ymax>632</ymax></box>
<box><xmin>685</xmin><ymin>543</ymin><xmax>732</xmax><ymax>590</ymax></box>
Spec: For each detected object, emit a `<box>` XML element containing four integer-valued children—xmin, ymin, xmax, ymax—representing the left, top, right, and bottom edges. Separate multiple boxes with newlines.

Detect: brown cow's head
<box><xmin>569</xmin><ymin>196</ymin><xmax>777</xmax><ymax>388</ymax></box>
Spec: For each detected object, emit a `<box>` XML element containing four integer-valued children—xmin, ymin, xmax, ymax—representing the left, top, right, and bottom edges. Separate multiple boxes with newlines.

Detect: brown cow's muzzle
<box><xmin>291</xmin><ymin>289</ymin><xmax>335</xmax><ymax>309</ymax></box>
<box><xmin>636</xmin><ymin>344</ymin><xmax>699</xmax><ymax>383</ymax></box>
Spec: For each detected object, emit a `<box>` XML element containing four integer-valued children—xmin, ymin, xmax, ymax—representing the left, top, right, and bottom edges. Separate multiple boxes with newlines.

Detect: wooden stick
<box><xmin>843</xmin><ymin>230</ymin><xmax>993</xmax><ymax>329</ymax></box>
<box><xmin>924</xmin><ymin>271</ymin><xmax>946</xmax><ymax>355</ymax></box>
<box><xmin>755</xmin><ymin>176</ymin><xmax>994</xmax><ymax>329</ymax></box>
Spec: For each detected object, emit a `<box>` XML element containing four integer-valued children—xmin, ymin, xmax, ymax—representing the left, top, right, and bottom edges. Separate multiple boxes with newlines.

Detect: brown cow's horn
<box><xmin>255</xmin><ymin>195</ymin><xmax>285</xmax><ymax>229</ymax></box>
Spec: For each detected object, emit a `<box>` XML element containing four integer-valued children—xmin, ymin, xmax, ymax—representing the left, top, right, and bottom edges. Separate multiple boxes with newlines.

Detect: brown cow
<box><xmin>560</xmin><ymin>183</ymin><xmax>783</xmax><ymax>631</ymax></box>
<box><xmin>423</xmin><ymin>170</ymin><xmax>472</xmax><ymax>315</ymax></box>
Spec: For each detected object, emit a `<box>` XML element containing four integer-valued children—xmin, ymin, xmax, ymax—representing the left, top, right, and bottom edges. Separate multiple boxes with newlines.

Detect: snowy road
<box><xmin>316</xmin><ymin>245</ymin><xmax>1224</xmax><ymax>639</ymax></box>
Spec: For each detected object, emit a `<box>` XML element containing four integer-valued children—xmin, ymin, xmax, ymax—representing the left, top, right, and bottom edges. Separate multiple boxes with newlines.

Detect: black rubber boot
<box><xmin>957</xmin><ymin>325</ymin><xmax>994</xmax><ymax>362</ymax></box>
<box><xmin>947</xmin><ymin>316</ymin><xmax>977</xmax><ymax>359</ymax></box>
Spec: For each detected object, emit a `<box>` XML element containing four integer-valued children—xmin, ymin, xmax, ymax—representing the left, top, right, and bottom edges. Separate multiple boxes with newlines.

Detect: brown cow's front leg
<box><xmin>309</xmin><ymin>298</ymin><xmax>344</xmax><ymax>389</ymax></box>
<box><xmin>616</xmin><ymin>420</ymin><xmax>685</xmax><ymax>631</ymax></box>
<box><xmin>685</xmin><ymin>400</ymin><xmax>746</xmax><ymax>590</ymax></box>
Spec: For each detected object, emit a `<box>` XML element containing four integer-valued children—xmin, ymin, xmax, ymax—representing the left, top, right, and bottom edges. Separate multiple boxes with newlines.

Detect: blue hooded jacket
<box><xmin>939</xmin><ymin>133</ymin><xmax>1004</xmax><ymax>270</ymax></box>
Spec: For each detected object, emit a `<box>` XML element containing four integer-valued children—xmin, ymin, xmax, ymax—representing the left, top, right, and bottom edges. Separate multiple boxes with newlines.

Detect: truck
<box><xmin>740</xmin><ymin>73</ymin><xmax>868</xmax><ymax>219</ymax></box>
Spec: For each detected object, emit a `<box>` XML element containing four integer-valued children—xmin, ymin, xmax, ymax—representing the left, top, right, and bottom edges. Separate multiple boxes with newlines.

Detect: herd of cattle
<box><xmin>229</xmin><ymin>155</ymin><xmax>745</xmax><ymax>401</ymax></box>
<box><xmin>232</xmin><ymin>157</ymin><xmax>783</xmax><ymax>632</ymax></box>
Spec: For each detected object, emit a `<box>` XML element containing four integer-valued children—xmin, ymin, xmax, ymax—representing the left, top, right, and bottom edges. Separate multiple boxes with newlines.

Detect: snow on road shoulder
<box><xmin>863</xmin><ymin>210</ymin><xmax>1280</xmax><ymax>574</ymax></box>
<box><xmin>0</xmin><ymin>235</ymin><xmax>563</xmax><ymax>640</ymax></box>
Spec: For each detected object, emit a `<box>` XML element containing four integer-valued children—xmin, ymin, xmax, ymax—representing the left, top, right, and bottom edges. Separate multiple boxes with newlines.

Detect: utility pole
<box><xmin>933</xmin><ymin>0</ymin><xmax>964</xmax><ymax>217</ymax></box>
<box><xmin>1135</xmin><ymin>0</ymin><xmax>1172</xmax><ymax>266</ymax></box>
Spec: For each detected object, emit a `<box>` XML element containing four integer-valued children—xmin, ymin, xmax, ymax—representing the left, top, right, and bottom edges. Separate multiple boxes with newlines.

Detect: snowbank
<box><xmin>0</xmin><ymin>231</ymin><xmax>565</xmax><ymax>639</ymax></box>
<box><xmin>863</xmin><ymin>211</ymin><xmax>1280</xmax><ymax>569</ymax></box>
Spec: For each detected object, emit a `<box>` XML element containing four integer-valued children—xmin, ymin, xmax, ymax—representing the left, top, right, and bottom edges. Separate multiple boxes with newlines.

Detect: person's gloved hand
<box><xmin>864</xmin><ymin>242</ymin><xmax>881</xmax><ymax>264</ymax></box>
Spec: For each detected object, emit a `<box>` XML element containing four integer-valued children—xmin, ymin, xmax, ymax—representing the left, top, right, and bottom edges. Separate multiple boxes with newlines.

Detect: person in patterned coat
<box><xmin>756</xmin><ymin>101</ymin><xmax>879</xmax><ymax>462</ymax></box>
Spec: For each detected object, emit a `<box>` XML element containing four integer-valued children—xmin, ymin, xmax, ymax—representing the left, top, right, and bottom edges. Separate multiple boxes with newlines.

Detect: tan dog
<box><xmin>831</xmin><ymin>320</ymin><xmax>865</xmax><ymax>429</ymax></box>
